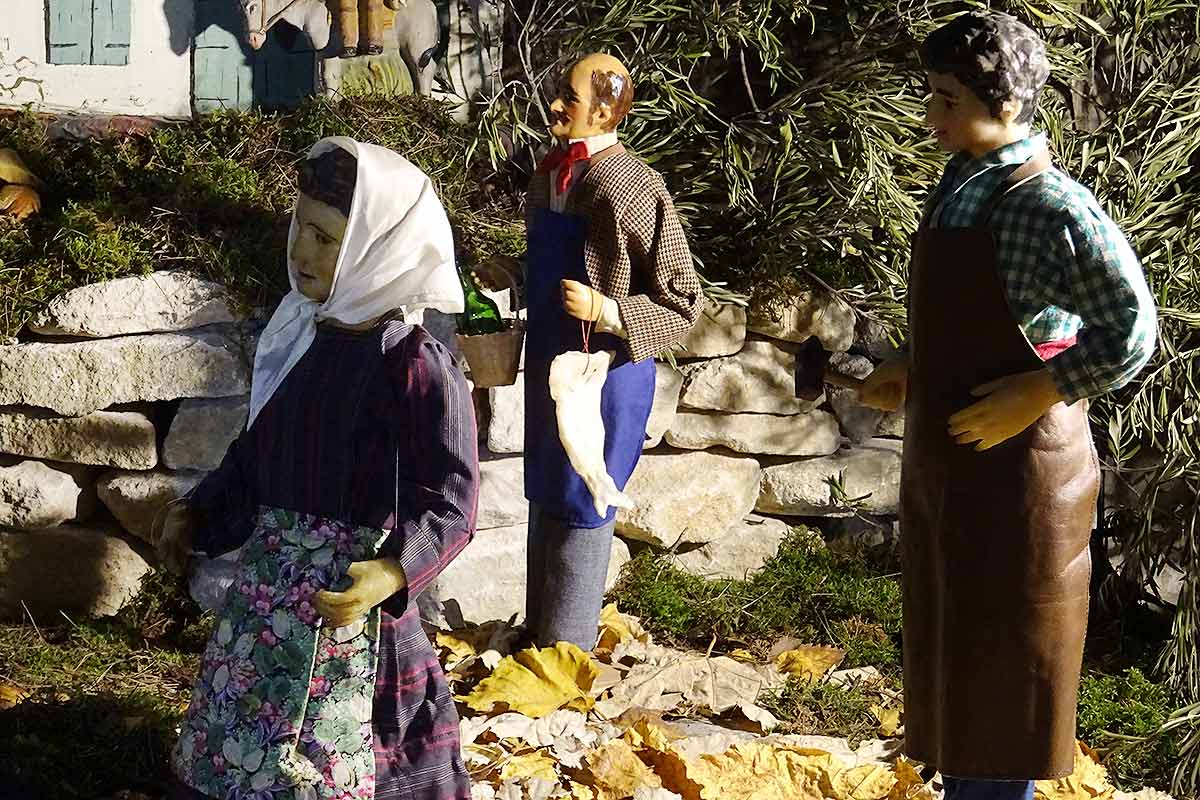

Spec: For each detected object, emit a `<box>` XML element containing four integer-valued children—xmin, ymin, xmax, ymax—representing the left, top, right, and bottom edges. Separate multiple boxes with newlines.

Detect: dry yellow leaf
<box><xmin>622</xmin><ymin>719</ymin><xmax>679</xmax><ymax>752</ymax></box>
<box><xmin>889</xmin><ymin>758</ymin><xmax>930</xmax><ymax>800</ymax></box>
<box><xmin>570</xmin><ymin>783</ymin><xmax>597</xmax><ymax>800</ymax></box>
<box><xmin>0</xmin><ymin>680</ymin><xmax>29</xmax><ymax>709</ymax></box>
<box><xmin>438</xmin><ymin>630</ymin><xmax>479</xmax><ymax>662</ymax></box>
<box><xmin>869</xmin><ymin>704</ymin><xmax>903</xmax><ymax>737</ymax></box>
<box><xmin>728</xmin><ymin>649</ymin><xmax>756</xmax><ymax>662</ymax></box>
<box><xmin>597</xmin><ymin>604</ymin><xmax>650</xmax><ymax>654</ymax></box>
<box><xmin>499</xmin><ymin>751</ymin><xmax>559</xmax><ymax>782</ymax></box>
<box><xmin>683</xmin><ymin>742</ymin><xmax>842</xmax><ymax>800</ymax></box>
<box><xmin>1035</xmin><ymin>742</ymin><xmax>1115</xmax><ymax>800</ymax></box>
<box><xmin>831</xmin><ymin>764</ymin><xmax>897</xmax><ymax>800</ymax></box>
<box><xmin>773</xmin><ymin>646</ymin><xmax>846</xmax><ymax>681</ymax></box>
<box><xmin>584</xmin><ymin>739</ymin><xmax>664</xmax><ymax>800</ymax></box>
<box><xmin>463</xmin><ymin>642</ymin><xmax>599</xmax><ymax>718</ymax></box>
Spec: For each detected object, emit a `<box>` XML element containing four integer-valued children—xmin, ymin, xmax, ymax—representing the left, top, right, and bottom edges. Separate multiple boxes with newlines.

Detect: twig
<box><xmin>740</xmin><ymin>49</ymin><xmax>761</xmax><ymax>114</ymax></box>
<box><xmin>20</xmin><ymin>601</ymin><xmax>44</xmax><ymax>643</ymax></box>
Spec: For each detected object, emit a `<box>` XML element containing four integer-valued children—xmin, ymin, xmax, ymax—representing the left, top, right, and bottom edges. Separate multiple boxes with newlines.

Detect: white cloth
<box><xmin>247</xmin><ymin>136</ymin><xmax>463</xmax><ymax>427</ymax></box>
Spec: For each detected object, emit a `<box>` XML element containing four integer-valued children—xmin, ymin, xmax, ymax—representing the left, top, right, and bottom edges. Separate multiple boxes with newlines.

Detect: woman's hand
<box><xmin>313</xmin><ymin>558</ymin><xmax>408</xmax><ymax>628</ymax></box>
<box><xmin>156</xmin><ymin>502</ymin><xmax>196</xmax><ymax>576</ymax></box>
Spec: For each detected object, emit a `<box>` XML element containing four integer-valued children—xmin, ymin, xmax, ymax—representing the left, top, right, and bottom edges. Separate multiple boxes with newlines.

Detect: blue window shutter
<box><xmin>46</xmin><ymin>0</ymin><xmax>93</xmax><ymax>65</ymax></box>
<box><xmin>91</xmin><ymin>0</ymin><xmax>131</xmax><ymax>66</ymax></box>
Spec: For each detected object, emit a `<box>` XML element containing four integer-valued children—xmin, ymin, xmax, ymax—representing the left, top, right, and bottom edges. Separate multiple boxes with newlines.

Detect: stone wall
<box><xmin>422</xmin><ymin>291</ymin><xmax>906</xmax><ymax>625</ymax></box>
<box><xmin>0</xmin><ymin>272</ymin><xmax>906</xmax><ymax>626</ymax></box>
<box><xmin>0</xmin><ymin>271</ymin><xmax>255</xmax><ymax>622</ymax></box>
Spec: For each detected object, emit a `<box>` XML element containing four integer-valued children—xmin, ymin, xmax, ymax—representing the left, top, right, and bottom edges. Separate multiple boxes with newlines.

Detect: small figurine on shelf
<box><xmin>857</xmin><ymin>11</ymin><xmax>1157</xmax><ymax>799</ymax></box>
<box><xmin>0</xmin><ymin>149</ymin><xmax>42</xmax><ymax>222</ymax></box>
<box><xmin>334</xmin><ymin>0</ymin><xmax>387</xmax><ymax>57</ymax></box>
<box><xmin>512</xmin><ymin>52</ymin><xmax>703</xmax><ymax>651</ymax></box>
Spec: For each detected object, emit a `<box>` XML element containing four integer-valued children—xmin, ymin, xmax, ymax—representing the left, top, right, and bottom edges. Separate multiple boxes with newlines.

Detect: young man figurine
<box><xmin>859</xmin><ymin>11</ymin><xmax>1156</xmax><ymax>798</ymax></box>
<box><xmin>519</xmin><ymin>52</ymin><xmax>703</xmax><ymax>650</ymax></box>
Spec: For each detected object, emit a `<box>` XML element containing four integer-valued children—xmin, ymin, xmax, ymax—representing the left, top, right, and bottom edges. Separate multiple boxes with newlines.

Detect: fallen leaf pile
<box><xmin>433</xmin><ymin>605</ymin><xmax>1131</xmax><ymax>800</ymax></box>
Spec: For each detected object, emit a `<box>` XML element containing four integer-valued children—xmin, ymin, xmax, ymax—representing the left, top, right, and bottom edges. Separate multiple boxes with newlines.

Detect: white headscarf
<box><xmin>247</xmin><ymin>137</ymin><xmax>464</xmax><ymax>428</ymax></box>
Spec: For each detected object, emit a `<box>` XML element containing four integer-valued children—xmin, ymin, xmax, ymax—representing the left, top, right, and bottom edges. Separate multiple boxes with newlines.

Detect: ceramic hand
<box><xmin>0</xmin><ymin>185</ymin><xmax>41</xmax><ymax>221</ymax></box>
<box><xmin>561</xmin><ymin>280</ymin><xmax>608</xmax><ymax>323</ymax></box>
<box><xmin>948</xmin><ymin>368</ymin><xmax>1064</xmax><ymax>451</ymax></box>
<box><xmin>859</xmin><ymin>355</ymin><xmax>909</xmax><ymax>412</ymax></box>
<box><xmin>156</xmin><ymin>503</ymin><xmax>196</xmax><ymax>576</ymax></box>
<box><xmin>313</xmin><ymin>558</ymin><xmax>407</xmax><ymax>628</ymax></box>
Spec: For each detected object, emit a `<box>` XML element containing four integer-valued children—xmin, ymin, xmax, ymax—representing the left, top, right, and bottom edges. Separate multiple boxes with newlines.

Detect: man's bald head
<box><xmin>570</xmin><ymin>53</ymin><xmax>634</xmax><ymax>132</ymax></box>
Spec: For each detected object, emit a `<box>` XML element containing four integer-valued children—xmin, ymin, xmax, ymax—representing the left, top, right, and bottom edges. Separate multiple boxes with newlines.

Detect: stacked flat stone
<box><xmin>0</xmin><ymin>272</ymin><xmax>254</xmax><ymax>622</ymax></box>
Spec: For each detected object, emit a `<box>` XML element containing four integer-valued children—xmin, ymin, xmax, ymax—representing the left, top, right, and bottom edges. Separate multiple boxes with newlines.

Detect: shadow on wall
<box><xmin>162</xmin><ymin>0</ymin><xmax>317</xmax><ymax>113</ymax></box>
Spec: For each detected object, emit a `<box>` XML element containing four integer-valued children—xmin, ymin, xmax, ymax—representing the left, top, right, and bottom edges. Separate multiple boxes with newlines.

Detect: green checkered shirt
<box><xmin>922</xmin><ymin>133</ymin><xmax>1157</xmax><ymax>404</ymax></box>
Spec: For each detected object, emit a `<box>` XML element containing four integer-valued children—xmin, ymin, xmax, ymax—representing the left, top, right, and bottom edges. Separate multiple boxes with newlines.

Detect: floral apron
<box><xmin>172</xmin><ymin>506</ymin><xmax>389</xmax><ymax>800</ymax></box>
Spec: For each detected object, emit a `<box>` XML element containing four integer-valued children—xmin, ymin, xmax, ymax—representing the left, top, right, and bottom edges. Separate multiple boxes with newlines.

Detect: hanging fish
<box><xmin>548</xmin><ymin>349</ymin><xmax>636</xmax><ymax>518</ymax></box>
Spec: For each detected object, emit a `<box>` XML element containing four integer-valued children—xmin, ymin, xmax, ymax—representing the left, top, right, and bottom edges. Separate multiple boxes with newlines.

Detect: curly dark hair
<box><xmin>921</xmin><ymin>11</ymin><xmax>1050</xmax><ymax>125</ymax></box>
<box><xmin>297</xmin><ymin>145</ymin><xmax>358</xmax><ymax>218</ymax></box>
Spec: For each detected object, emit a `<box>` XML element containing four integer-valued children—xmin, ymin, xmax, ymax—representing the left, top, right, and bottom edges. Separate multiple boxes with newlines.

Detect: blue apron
<box><xmin>524</xmin><ymin>207</ymin><xmax>655</xmax><ymax>528</ymax></box>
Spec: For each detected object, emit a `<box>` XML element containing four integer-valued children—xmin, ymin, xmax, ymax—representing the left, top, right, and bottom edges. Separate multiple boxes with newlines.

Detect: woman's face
<box><xmin>290</xmin><ymin>192</ymin><xmax>349</xmax><ymax>302</ymax></box>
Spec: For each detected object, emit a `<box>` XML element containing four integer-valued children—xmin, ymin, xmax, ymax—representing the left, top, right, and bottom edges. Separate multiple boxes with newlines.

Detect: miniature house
<box><xmin>0</xmin><ymin>0</ymin><xmax>501</xmax><ymax>118</ymax></box>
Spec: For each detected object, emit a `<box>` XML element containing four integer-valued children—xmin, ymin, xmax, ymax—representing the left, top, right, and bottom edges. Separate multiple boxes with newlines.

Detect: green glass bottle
<box><xmin>458</xmin><ymin>265</ymin><xmax>505</xmax><ymax>336</ymax></box>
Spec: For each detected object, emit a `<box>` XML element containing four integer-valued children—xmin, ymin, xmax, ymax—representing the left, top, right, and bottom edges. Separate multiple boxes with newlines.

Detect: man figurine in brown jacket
<box><xmin>519</xmin><ymin>52</ymin><xmax>703</xmax><ymax>649</ymax></box>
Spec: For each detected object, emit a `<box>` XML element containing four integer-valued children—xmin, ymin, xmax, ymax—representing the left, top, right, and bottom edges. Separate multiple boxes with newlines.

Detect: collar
<box><xmin>568</xmin><ymin>132</ymin><xmax>620</xmax><ymax>158</ymax></box>
<box><xmin>951</xmin><ymin>132</ymin><xmax>1046</xmax><ymax>184</ymax></box>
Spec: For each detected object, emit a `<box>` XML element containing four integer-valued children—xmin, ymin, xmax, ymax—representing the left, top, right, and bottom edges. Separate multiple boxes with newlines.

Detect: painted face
<box><xmin>548</xmin><ymin>63</ymin><xmax>609</xmax><ymax>141</ymax></box>
<box><xmin>925</xmin><ymin>71</ymin><xmax>1014</xmax><ymax>157</ymax></box>
<box><xmin>241</xmin><ymin>0</ymin><xmax>268</xmax><ymax>49</ymax></box>
<box><xmin>289</xmin><ymin>193</ymin><xmax>349</xmax><ymax>303</ymax></box>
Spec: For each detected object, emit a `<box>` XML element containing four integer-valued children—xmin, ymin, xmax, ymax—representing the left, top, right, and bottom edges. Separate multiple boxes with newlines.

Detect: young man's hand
<box><xmin>948</xmin><ymin>368</ymin><xmax>1064</xmax><ymax>451</ymax></box>
<box><xmin>859</xmin><ymin>355</ymin><xmax>910</xmax><ymax>412</ymax></box>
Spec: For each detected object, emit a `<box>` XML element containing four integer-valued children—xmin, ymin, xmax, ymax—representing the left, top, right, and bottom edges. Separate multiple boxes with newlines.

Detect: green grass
<box><xmin>758</xmin><ymin>678</ymin><xmax>887</xmax><ymax>747</ymax></box>
<box><xmin>0</xmin><ymin>95</ymin><xmax>524</xmax><ymax>339</ymax></box>
<box><xmin>0</xmin><ymin>571</ymin><xmax>209</xmax><ymax>798</ymax></box>
<box><xmin>613</xmin><ymin>528</ymin><xmax>904</xmax><ymax>673</ymax></box>
<box><xmin>1077</xmin><ymin>668</ymin><xmax>1179</xmax><ymax>790</ymax></box>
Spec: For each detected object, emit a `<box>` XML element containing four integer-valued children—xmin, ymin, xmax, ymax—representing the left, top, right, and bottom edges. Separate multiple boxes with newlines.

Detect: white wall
<box><xmin>0</xmin><ymin>0</ymin><xmax>195</xmax><ymax>118</ymax></box>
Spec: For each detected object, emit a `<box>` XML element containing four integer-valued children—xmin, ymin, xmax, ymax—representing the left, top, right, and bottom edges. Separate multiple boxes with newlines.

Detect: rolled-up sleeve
<box><xmin>377</xmin><ymin>333</ymin><xmax>479</xmax><ymax>615</ymax></box>
<box><xmin>187</xmin><ymin>435</ymin><xmax>256</xmax><ymax>557</ymax></box>
<box><xmin>1043</xmin><ymin>204</ymin><xmax>1158</xmax><ymax>403</ymax></box>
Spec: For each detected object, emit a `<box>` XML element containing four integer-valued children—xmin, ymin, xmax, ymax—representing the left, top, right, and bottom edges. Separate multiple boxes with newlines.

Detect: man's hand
<box><xmin>313</xmin><ymin>558</ymin><xmax>407</xmax><ymax>628</ymax></box>
<box><xmin>470</xmin><ymin>255</ymin><xmax>522</xmax><ymax>293</ymax></box>
<box><xmin>948</xmin><ymin>368</ymin><xmax>1064</xmax><ymax>451</ymax></box>
<box><xmin>156</xmin><ymin>503</ymin><xmax>196</xmax><ymax>576</ymax></box>
<box><xmin>859</xmin><ymin>355</ymin><xmax>910</xmax><ymax>412</ymax></box>
<box><xmin>0</xmin><ymin>185</ymin><xmax>41</xmax><ymax>221</ymax></box>
<box><xmin>562</xmin><ymin>280</ymin><xmax>607</xmax><ymax>322</ymax></box>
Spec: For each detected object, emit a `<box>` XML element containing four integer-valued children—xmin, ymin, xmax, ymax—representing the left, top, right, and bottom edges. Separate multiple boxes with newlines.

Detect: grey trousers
<box><xmin>524</xmin><ymin>503</ymin><xmax>615</xmax><ymax>650</ymax></box>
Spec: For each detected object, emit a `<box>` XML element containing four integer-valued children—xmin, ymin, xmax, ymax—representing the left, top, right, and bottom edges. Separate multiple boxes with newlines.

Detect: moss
<box><xmin>0</xmin><ymin>96</ymin><xmax>523</xmax><ymax>338</ymax></box>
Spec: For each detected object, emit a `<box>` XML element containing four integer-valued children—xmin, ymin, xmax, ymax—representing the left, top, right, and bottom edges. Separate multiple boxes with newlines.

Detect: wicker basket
<box><xmin>456</xmin><ymin>261</ymin><xmax>525</xmax><ymax>388</ymax></box>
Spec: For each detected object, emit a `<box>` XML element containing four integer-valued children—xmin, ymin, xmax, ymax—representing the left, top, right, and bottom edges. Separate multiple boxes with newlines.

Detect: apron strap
<box><xmin>977</xmin><ymin>146</ymin><xmax>1053</xmax><ymax>224</ymax></box>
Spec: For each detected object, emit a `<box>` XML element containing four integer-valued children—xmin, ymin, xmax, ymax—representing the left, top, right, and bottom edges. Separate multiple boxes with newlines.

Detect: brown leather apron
<box><xmin>900</xmin><ymin>149</ymin><xmax>1100</xmax><ymax>780</ymax></box>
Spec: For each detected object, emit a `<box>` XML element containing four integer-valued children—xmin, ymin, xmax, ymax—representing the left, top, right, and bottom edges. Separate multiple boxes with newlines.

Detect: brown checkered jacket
<box><xmin>526</xmin><ymin>143</ymin><xmax>704</xmax><ymax>363</ymax></box>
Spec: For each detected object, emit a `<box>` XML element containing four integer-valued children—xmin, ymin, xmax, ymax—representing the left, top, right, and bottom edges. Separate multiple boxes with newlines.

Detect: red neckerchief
<box><xmin>536</xmin><ymin>141</ymin><xmax>590</xmax><ymax>196</ymax></box>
